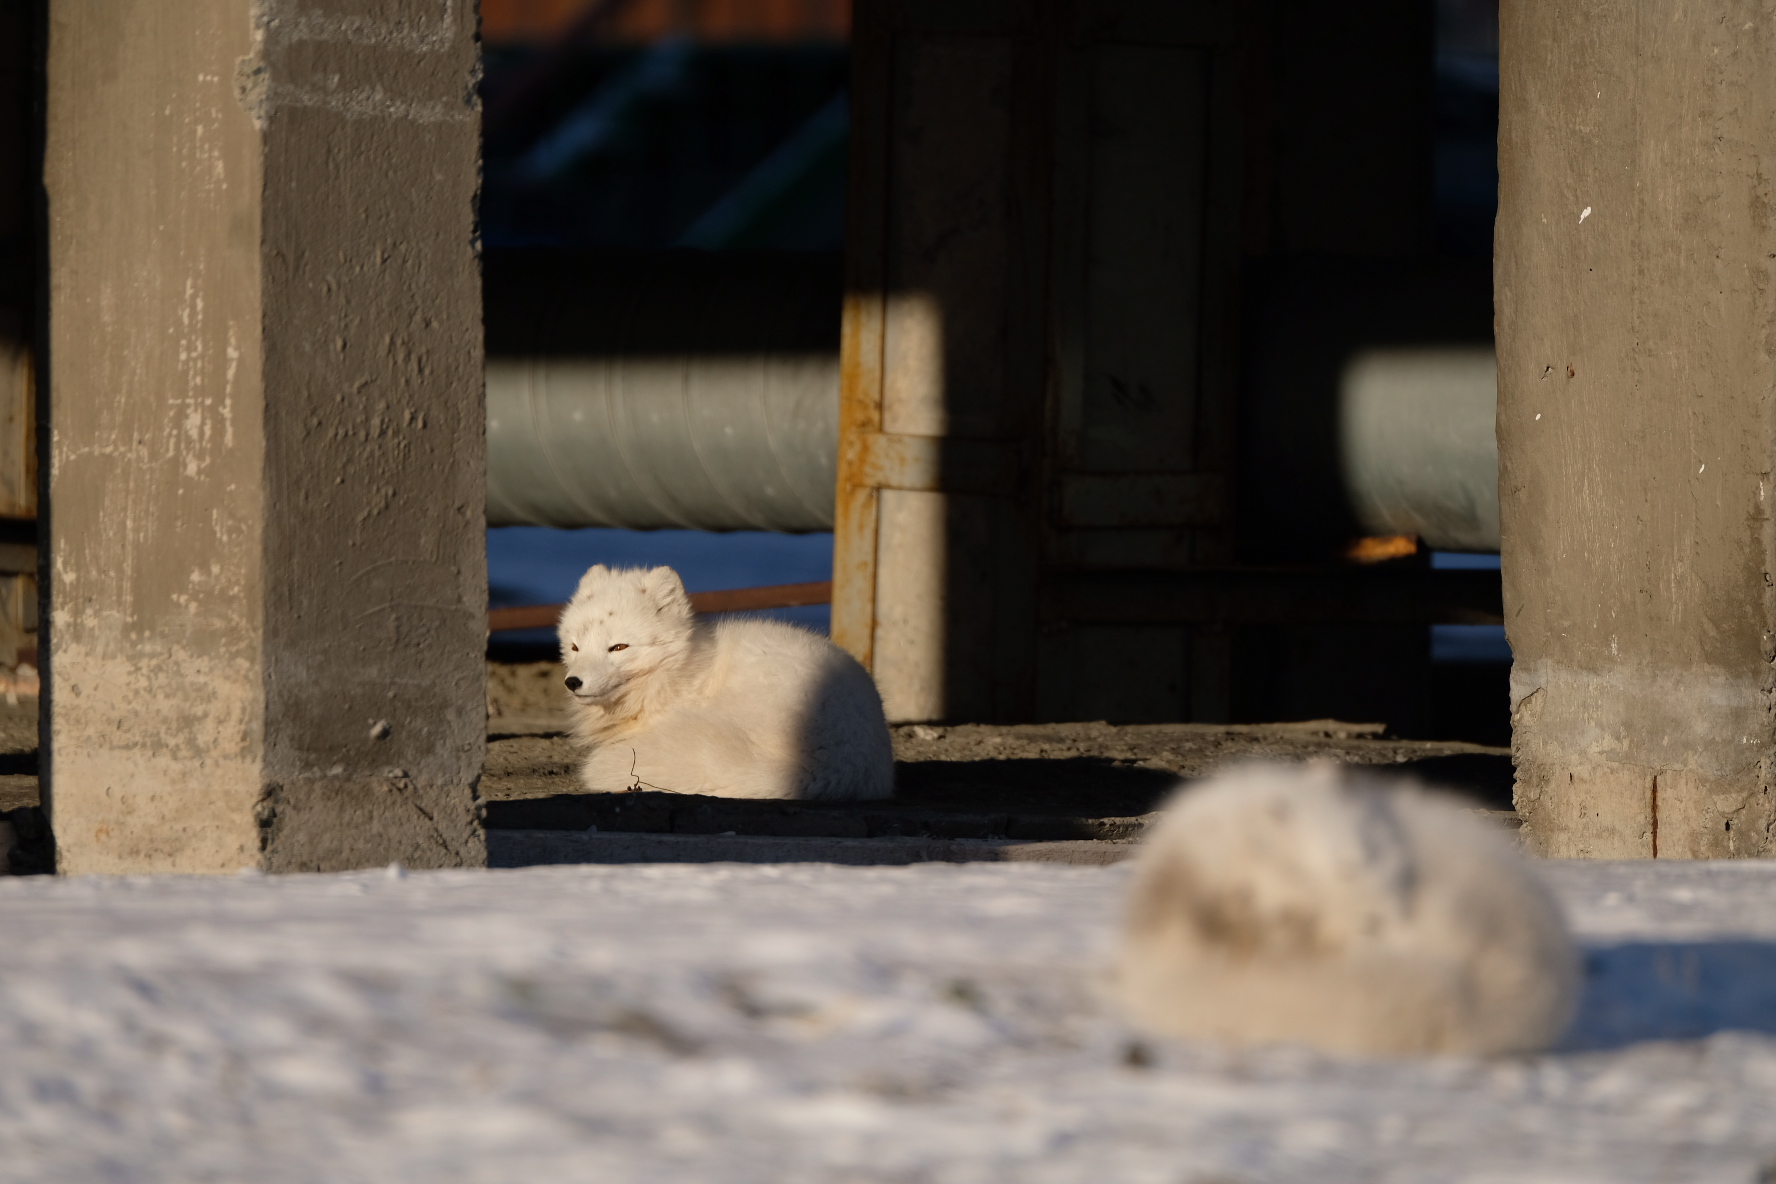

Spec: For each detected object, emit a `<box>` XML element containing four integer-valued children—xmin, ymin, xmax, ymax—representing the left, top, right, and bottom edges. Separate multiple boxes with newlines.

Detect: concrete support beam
<box><xmin>45</xmin><ymin>0</ymin><xmax>487</xmax><ymax>872</ymax></box>
<box><xmin>1498</xmin><ymin>0</ymin><xmax>1776</xmax><ymax>857</ymax></box>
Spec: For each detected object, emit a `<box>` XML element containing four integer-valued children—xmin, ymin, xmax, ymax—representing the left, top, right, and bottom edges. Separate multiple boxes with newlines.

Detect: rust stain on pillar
<box><xmin>1497</xmin><ymin>0</ymin><xmax>1776</xmax><ymax>857</ymax></box>
<box><xmin>833</xmin><ymin>290</ymin><xmax>885</xmax><ymax>673</ymax></box>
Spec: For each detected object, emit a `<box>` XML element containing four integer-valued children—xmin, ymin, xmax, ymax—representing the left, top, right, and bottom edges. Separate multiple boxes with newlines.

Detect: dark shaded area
<box><xmin>3</xmin><ymin>805</ymin><xmax>51</xmax><ymax>874</ymax></box>
<box><xmin>489</xmin><ymin>637</ymin><xmax>564</xmax><ymax>664</ymax></box>
<box><xmin>483</xmin><ymin>247</ymin><xmax>843</xmax><ymax>357</ymax></box>
<box><xmin>481</xmin><ymin>43</ymin><xmax>848</xmax><ymax>250</ymax></box>
<box><xmin>894</xmin><ymin>758</ymin><xmax>1178</xmax><ymax>819</ymax></box>
<box><xmin>1233</xmin><ymin>617</ymin><xmax>1513</xmax><ymax>749</ymax></box>
<box><xmin>1369</xmin><ymin>750</ymin><xmax>1514</xmax><ymax>811</ymax></box>
<box><xmin>1561</xmin><ymin>941</ymin><xmax>1776</xmax><ymax>1051</ymax></box>
<box><xmin>1433</xmin><ymin>52</ymin><xmax>1499</xmax><ymax>259</ymax></box>
<box><xmin>482</xmin><ymin>773</ymin><xmax>1160</xmax><ymax>843</ymax></box>
<box><xmin>1233</xmin><ymin>615</ymin><xmax>1430</xmax><ymax>743</ymax></box>
<box><xmin>1242</xmin><ymin>0</ymin><xmax>1436</xmax><ymax>260</ymax></box>
<box><xmin>1048</xmin><ymin>563</ymin><xmax>1502</xmax><ymax>626</ymax></box>
<box><xmin>1423</xmin><ymin>661</ymin><xmax>1512</xmax><ymax>748</ymax></box>
<box><xmin>0</xmin><ymin>0</ymin><xmax>35</xmax><ymax>315</ymax></box>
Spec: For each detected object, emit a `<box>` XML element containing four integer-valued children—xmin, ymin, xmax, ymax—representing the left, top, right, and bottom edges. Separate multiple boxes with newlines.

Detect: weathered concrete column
<box><xmin>1498</xmin><ymin>0</ymin><xmax>1776</xmax><ymax>857</ymax></box>
<box><xmin>45</xmin><ymin>0</ymin><xmax>486</xmax><ymax>872</ymax></box>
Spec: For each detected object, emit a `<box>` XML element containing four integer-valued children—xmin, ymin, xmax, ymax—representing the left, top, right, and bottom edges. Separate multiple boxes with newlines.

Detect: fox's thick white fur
<box><xmin>1119</xmin><ymin>761</ymin><xmax>1578</xmax><ymax>1057</ymax></box>
<box><xmin>557</xmin><ymin>564</ymin><xmax>894</xmax><ymax>801</ymax></box>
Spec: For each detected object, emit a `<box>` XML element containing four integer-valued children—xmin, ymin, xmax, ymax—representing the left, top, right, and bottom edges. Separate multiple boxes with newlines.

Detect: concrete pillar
<box><xmin>834</xmin><ymin>13</ymin><xmax>1049</xmax><ymax>725</ymax></box>
<box><xmin>1498</xmin><ymin>0</ymin><xmax>1776</xmax><ymax>857</ymax></box>
<box><xmin>45</xmin><ymin>0</ymin><xmax>487</xmax><ymax>872</ymax></box>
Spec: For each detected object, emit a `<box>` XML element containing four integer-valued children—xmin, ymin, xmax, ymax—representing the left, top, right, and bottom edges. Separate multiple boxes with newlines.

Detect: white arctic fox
<box><xmin>1118</xmin><ymin>761</ymin><xmax>1578</xmax><ymax>1057</ymax></box>
<box><xmin>556</xmin><ymin>565</ymin><xmax>895</xmax><ymax>801</ymax></box>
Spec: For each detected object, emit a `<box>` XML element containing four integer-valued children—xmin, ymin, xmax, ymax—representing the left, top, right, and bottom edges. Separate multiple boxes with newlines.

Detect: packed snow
<box><xmin>0</xmin><ymin>858</ymin><xmax>1773</xmax><ymax>1182</ymax></box>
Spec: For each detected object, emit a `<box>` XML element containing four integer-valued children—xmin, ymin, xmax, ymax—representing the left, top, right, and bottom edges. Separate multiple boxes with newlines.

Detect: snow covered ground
<box><xmin>1</xmin><ymin>859</ymin><xmax>1773</xmax><ymax>1182</ymax></box>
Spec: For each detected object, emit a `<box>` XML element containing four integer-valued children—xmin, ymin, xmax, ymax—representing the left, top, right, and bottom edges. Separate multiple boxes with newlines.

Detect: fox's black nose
<box><xmin>564</xmin><ymin>676</ymin><xmax>582</xmax><ymax>691</ymax></box>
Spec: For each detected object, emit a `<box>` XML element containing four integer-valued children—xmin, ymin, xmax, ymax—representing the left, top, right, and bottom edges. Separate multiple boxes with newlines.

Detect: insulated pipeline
<box><xmin>482</xmin><ymin>249</ymin><xmax>844</xmax><ymax>533</ymax></box>
<box><xmin>483</xmin><ymin>252</ymin><xmax>1501</xmax><ymax>550</ymax></box>
<box><xmin>485</xmin><ymin>346</ymin><xmax>1501</xmax><ymax>547</ymax></box>
<box><xmin>1338</xmin><ymin>346</ymin><xmax>1500</xmax><ymax>552</ymax></box>
<box><xmin>486</xmin><ymin>354</ymin><xmax>838</xmax><ymax>531</ymax></box>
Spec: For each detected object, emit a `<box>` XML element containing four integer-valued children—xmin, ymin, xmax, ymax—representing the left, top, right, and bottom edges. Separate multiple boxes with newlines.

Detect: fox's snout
<box><xmin>562</xmin><ymin>659</ymin><xmax>624</xmax><ymax>703</ymax></box>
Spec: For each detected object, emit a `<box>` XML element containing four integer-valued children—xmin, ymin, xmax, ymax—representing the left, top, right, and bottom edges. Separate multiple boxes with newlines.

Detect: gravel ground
<box><xmin>0</xmin><ymin>858</ymin><xmax>1773</xmax><ymax>1181</ymax></box>
<box><xmin>486</xmin><ymin>661</ymin><xmax>1515</xmax><ymax>815</ymax></box>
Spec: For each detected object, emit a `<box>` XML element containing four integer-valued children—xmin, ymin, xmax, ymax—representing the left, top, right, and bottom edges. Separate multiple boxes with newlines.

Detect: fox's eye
<box><xmin>608</xmin><ymin>643</ymin><xmax>629</xmax><ymax>652</ymax></box>
<box><xmin>570</xmin><ymin>644</ymin><xmax>578</xmax><ymax>652</ymax></box>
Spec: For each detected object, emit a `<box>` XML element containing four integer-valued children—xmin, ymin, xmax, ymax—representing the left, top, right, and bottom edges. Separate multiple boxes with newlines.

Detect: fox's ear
<box><xmin>641</xmin><ymin>566</ymin><xmax>690</xmax><ymax>616</ymax></box>
<box><xmin>573</xmin><ymin>564</ymin><xmax>610</xmax><ymax>597</ymax></box>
